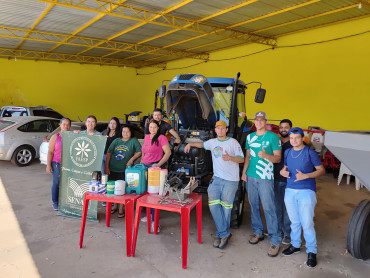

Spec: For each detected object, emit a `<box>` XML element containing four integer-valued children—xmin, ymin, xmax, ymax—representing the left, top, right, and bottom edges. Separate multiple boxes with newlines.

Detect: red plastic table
<box><xmin>79</xmin><ymin>192</ymin><xmax>143</xmax><ymax>257</ymax></box>
<box><xmin>132</xmin><ymin>193</ymin><xmax>202</xmax><ymax>269</ymax></box>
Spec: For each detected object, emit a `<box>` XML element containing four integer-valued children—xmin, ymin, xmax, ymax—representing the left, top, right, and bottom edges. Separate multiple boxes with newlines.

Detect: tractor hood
<box><xmin>166</xmin><ymin>74</ymin><xmax>217</xmax><ymax>129</ymax></box>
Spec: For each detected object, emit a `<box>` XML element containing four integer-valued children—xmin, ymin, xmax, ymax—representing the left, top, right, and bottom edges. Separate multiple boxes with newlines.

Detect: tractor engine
<box><xmin>169</xmin><ymin>129</ymin><xmax>213</xmax><ymax>181</ymax></box>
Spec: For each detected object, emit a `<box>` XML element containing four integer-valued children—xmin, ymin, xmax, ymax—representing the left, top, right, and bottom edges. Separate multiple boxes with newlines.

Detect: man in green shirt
<box><xmin>242</xmin><ymin>111</ymin><xmax>282</xmax><ymax>257</ymax></box>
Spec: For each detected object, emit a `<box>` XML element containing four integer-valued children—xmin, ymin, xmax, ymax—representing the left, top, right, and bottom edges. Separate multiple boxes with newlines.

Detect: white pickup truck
<box><xmin>0</xmin><ymin>105</ymin><xmax>64</xmax><ymax>119</ymax></box>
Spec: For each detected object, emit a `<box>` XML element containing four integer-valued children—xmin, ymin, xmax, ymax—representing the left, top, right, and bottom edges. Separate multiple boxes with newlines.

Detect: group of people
<box><xmin>186</xmin><ymin>111</ymin><xmax>324</xmax><ymax>268</ymax></box>
<box><xmin>46</xmin><ymin>111</ymin><xmax>177</xmax><ymax>223</ymax></box>
<box><xmin>47</xmin><ymin>109</ymin><xmax>324</xmax><ymax>268</ymax></box>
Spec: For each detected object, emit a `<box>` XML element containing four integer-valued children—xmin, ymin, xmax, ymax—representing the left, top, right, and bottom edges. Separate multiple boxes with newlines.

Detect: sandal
<box><xmin>118</xmin><ymin>212</ymin><xmax>125</xmax><ymax>218</ymax></box>
<box><xmin>110</xmin><ymin>208</ymin><xmax>118</xmax><ymax>214</ymax></box>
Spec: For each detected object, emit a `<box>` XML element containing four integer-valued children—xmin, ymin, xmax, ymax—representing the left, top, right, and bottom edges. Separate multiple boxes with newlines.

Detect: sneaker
<box><xmin>282</xmin><ymin>236</ymin><xmax>291</xmax><ymax>245</ymax></box>
<box><xmin>306</xmin><ymin>253</ymin><xmax>317</xmax><ymax>268</ymax></box>
<box><xmin>151</xmin><ymin>222</ymin><xmax>161</xmax><ymax>233</ymax></box>
<box><xmin>213</xmin><ymin>237</ymin><xmax>221</xmax><ymax>248</ymax></box>
<box><xmin>249</xmin><ymin>234</ymin><xmax>264</xmax><ymax>245</ymax></box>
<box><xmin>282</xmin><ymin>244</ymin><xmax>301</xmax><ymax>256</ymax></box>
<box><xmin>219</xmin><ymin>233</ymin><xmax>232</xmax><ymax>249</ymax></box>
<box><xmin>52</xmin><ymin>203</ymin><xmax>58</xmax><ymax>211</ymax></box>
<box><xmin>141</xmin><ymin>216</ymin><xmax>148</xmax><ymax>223</ymax></box>
<box><xmin>268</xmin><ymin>244</ymin><xmax>280</xmax><ymax>257</ymax></box>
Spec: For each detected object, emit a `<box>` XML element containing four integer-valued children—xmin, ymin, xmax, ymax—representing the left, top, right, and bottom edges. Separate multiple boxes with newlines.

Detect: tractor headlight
<box><xmin>171</xmin><ymin>76</ymin><xmax>178</xmax><ymax>82</ymax></box>
<box><xmin>191</xmin><ymin>75</ymin><xmax>206</xmax><ymax>84</ymax></box>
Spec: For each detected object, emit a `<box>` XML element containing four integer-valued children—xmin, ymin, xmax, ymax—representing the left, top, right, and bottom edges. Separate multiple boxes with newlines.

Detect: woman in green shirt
<box><xmin>104</xmin><ymin>124</ymin><xmax>142</xmax><ymax>217</ymax></box>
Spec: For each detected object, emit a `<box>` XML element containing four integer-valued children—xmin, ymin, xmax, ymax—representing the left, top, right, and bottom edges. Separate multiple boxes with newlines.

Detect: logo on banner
<box><xmin>70</xmin><ymin>137</ymin><xmax>98</xmax><ymax>167</ymax></box>
<box><xmin>67</xmin><ymin>177</ymin><xmax>90</xmax><ymax>205</ymax></box>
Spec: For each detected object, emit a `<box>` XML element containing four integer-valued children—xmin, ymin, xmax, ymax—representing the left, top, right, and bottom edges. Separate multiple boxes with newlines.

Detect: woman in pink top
<box><xmin>141</xmin><ymin>120</ymin><xmax>171</xmax><ymax>232</ymax></box>
<box><xmin>46</xmin><ymin>118</ymin><xmax>71</xmax><ymax>211</ymax></box>
<box><xmin>141</xmin><ymin>119</ymin><xmax>171</xmax><ymax>168</ymax></box>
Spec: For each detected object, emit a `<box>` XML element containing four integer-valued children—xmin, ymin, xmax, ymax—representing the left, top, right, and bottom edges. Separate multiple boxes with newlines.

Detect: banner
<box><xmin>58</xmin><ymin>131</ymin><xmax>106</xmax><ymax>221</ymax></box>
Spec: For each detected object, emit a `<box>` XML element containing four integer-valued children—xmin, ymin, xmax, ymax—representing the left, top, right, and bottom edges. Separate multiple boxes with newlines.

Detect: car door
<box><xmin>18</xmin><ymin>119</ymin><xmax>54</xmax><ymax>152</ymax></box>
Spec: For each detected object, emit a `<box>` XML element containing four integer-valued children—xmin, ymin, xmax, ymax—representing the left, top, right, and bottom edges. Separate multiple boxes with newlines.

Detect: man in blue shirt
<box><xmin>280</xmin><ymin>127</ymin><xmax>325</xmax><ymax>268</ymax></box>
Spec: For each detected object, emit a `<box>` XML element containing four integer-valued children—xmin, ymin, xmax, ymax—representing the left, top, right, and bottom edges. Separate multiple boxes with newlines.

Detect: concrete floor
<box><xmin>1</xmin><ymin>160</ymin><xmax>370</xmax><ymax>278</ymax></box>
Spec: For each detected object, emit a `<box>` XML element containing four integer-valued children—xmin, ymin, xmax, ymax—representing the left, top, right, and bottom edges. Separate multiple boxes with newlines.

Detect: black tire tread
<box><xmin>352</xmin><ymin>200</ymin><xmax>370</xmax><ymax>259</ymax></box>
<box><xmin>346</xmin><ymin>199</ymin><xmax>370</xmax><ymax>258</ymax></box>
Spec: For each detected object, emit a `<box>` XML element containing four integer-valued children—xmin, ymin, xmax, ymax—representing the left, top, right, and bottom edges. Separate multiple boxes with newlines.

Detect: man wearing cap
<box><xmin>185</xmin><ymin>120</ymin><xmax>244</xmax><ymax>249</ymax></box>
<box><xmin>280</xmin><ymin>127</ymin><xmax>325</xmax><ymax>268</ymax></box>
<box><xmin>241</xmin><ymin>111</ymin><xmax>282</xmax><ymax>257</ymax></box>
<box><xmin>274</xmin><ymin>119</ymin><xmax>293</xmax><ymax>245</ymax></box>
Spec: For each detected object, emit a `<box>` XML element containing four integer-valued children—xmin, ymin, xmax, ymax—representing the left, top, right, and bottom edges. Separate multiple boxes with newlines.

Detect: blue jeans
<box><xmin>274</xmin><ymin>181</ymin><xmax>291</xmax><ymax>237</ymax></box>
<box><xmin>284</xmin><ymin>188</ymin><xmax>317</xmax><ymax>254</ymax></box>
<box><xmin>51</xmin><ymin>161</ymin><xmax>61</xmax><ymax>205</ymax></box>
<box><xmin>208</xmin><ymin>176</ymin><xmax>238</xmax><ymax>238</ymax></box>
<box><xmin>246</xmin><ymin>176</ymin><xmax>281</xmax><ymax>246</ymax></box>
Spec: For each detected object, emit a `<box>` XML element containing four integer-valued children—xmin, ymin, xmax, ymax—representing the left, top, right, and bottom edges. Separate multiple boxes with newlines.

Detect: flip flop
<box><xmin>118</xmin><ymin>212</ymin><xmax>125</xmax><ymax>218</ymax></box>
<box><xmin>110</xmin><ymin>208</ymin><xmax>118</xmax><ymax>214</ymax></box>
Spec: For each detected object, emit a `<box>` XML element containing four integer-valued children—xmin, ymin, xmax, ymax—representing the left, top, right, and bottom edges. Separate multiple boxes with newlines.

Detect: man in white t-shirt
<box><xmin>185</xmin><ymin>120</ymin><xmax>244</xmax><ymax>249</ymax></box>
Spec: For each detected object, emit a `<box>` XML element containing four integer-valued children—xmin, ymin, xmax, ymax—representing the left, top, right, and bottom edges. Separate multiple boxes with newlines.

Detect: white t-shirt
<box><xmin>203</xmin><ymin>137</ymin><xmax>244</xmax><ymax>182</ymax></box>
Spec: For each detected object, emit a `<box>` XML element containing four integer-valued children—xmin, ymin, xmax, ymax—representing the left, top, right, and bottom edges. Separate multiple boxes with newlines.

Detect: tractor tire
<box><xmin>346</xmin><ymin>199</ymin><xmax>370</xmax><ymax>260</ymax></box>
<box><xmin>230</xmin><ymin>180</ymin><xmax>245</xmax><ymax>229</ymax></box>
<box><xmin>11</xmin><ymin>145</ymin><xmax>35</xmax><ymax>167</ymax></box>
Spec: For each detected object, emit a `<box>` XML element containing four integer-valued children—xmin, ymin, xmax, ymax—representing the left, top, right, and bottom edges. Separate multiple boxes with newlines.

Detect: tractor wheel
<box><xmin>346</xmin><ymin>199</ymin><xmax>370</xmax><ymax>260</ymax></box>
<box><xmin>230</xmin><ymin>180</ymin><xmax>245</xmax><ymax>229</ymax></box>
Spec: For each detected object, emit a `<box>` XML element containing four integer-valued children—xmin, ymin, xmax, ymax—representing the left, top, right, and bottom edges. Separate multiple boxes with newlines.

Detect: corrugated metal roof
<box><xmin>0</xmin><ymin>0</ymin><xmax>368</xmax><ymax>68</ymax></box>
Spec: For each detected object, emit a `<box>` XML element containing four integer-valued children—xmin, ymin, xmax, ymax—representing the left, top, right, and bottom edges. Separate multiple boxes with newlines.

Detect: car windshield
<box><xmin>0</xmin><ymin>120</ymin><xmax>16</xmax><ymax>131</ymax></box>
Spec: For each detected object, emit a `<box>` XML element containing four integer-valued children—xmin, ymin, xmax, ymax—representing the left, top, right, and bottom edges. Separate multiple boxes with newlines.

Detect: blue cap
<box><xmin>288</xmin><ymin>127</ymin><xmax>304</xmax><ymax>136</ymax></box>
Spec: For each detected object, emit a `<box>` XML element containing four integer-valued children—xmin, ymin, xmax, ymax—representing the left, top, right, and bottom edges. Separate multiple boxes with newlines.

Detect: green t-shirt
<box><xmin>245</xmin><ymin>131</ymin><xmax>281</xmax><ymax>180</ymax></box>
<box><xmin>107</xmin><ymin>137</ymin><xmax>142</xmax><ymax>172</ymax></box>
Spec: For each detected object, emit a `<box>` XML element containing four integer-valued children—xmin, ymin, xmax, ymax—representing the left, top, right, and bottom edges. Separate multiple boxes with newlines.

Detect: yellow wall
<box><xmin>1</xmin><ymin>16</ymin><xmax>369</xmax><ymax>130</ymax></box>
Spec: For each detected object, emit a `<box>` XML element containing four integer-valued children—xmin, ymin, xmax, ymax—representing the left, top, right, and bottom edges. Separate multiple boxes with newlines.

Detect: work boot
<box><xmin>268</xmin><ymin>244</ymin><xmax>280</xmax><ymax>257</ymax></box>
<box><xmin>282</xmin><ymin>244</ymin><xmax>301</xmax><ymax>256</ymax></box>
<box><xmin>219</xmin><ymin>234</ymin><xmax>232</xmax><ymax>249</ymax></box>
<box><xmin>213</xmin><ymin>237</ymin><xmax>221</xmax><ymax>248</ymax></box>
<box><xmin>249</xmin><ymin>234</ymin><xmax>264</xmax><ymax>245</ymax></box>
<box><xmin>306</xmin><ymin>253</ymin><xmax>317</xmax><ymax>268</ymax></box>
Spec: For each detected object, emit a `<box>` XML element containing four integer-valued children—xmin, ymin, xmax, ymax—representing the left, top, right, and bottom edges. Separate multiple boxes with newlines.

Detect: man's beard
<box><xmin>280</xmin><ymin>132</ymin><xmax>289</xmax><ymax>138</ymax></box>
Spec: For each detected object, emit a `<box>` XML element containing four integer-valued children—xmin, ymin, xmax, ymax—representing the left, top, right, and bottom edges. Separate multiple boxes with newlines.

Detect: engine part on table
<box><xmin>158</xmin><ymin>195</ymin><xmax>193</xmax><ymax>206</ymax></box>
<box><xmin>168</xmin><ymin>176</ymin><xmax>199</xmax><ymax>201</ymax></box>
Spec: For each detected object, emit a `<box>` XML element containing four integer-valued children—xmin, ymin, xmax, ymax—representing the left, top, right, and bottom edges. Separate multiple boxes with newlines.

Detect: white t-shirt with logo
<box><xmin>203</xmin><ymin>137</ymin><xmax>244</xmax><ymax>182</ymax></box>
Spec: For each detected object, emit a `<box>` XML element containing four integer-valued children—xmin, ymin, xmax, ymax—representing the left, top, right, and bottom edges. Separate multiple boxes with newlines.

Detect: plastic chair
<box><xmin>337</xmin><ymin>163</ymin><xmax>364</xmax><ymax>190</ymax></box>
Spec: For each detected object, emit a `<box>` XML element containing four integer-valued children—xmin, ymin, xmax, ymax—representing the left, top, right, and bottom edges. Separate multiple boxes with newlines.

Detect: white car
<box><xmin>0</xmin><ymin>117</ymin><xmax>60</xmax><ymax>166</ymax></box>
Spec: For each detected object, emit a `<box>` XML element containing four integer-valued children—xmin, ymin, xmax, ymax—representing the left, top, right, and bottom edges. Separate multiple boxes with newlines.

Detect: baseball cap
<box><xmin>215</xmin><ymin>120</ymin><xmax>227</xmax><ymax>128</ymax></box>
<box><xmin>288</xmin><ymin>127</ymin><xmax>304</xmax><ymax>136</ymax></box>
<box><xmin>254</xmin><ymin>111</ymin><xmax>267</xmax><ymax>120</ymax></box>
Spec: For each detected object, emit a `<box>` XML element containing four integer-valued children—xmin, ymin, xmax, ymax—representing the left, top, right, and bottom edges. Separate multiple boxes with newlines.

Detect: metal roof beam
<box><xmin>141</xmin><ymin>0</ymin><xmax>322</xmax><ymax>64</ymax></box>
<box><xmin>103</xmin><ymin>0</ymin><xmax>260</xmax><ymax>59</ymax></box>
<box><xmin>47</xmin><ymin>0</ymin><xmax>128</xmax><ymax>54</ymax></box>
<box><xmin>0</xmin><ymin>47</ymin><xmax>152</xmax><ymax>67</ymax></box>
<box><xmin>34</xmin><ymin>0</ymin><xmax>275</xmax><ymax>45</ymax></box>
<box><xmin>0</xmin><ymin>26</ymin><xmax>209</xmax><ymax>60</ymax></box>
<box><xmin>100</xmin><ymin>0</ymin><xmax>195</xmax><ymax>58</ymax></box>
<box><xmin>252</xmin><ymin>4</ymin><xmax>359</xmax><ymax>34</ymax></box>
<box><xmin>14</xmin><ymin>3</ymin><xmax>55</xmax><ymax>50</ymax></box>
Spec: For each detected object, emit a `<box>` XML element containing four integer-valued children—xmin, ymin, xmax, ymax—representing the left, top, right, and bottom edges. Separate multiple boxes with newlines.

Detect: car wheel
<box><xmin>11</xmin><ymin>146</ymin><xmax>35</xmax><ymax>167</ymax></box>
